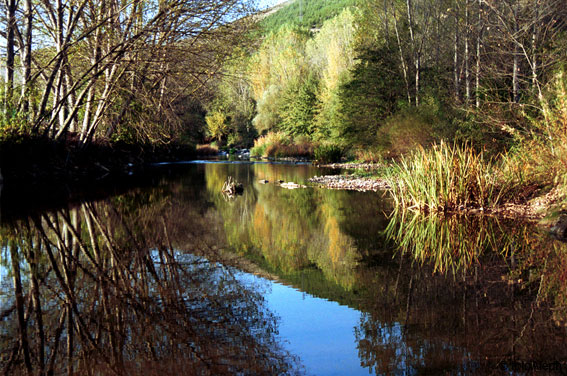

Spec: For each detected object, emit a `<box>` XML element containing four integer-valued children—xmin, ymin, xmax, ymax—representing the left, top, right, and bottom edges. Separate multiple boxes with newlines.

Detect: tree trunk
<box><xmin>465</xmin><ymin>0</ymin><xmax>471</xmax><ymax>105</ymax></box>
<box><xmin>531</xmin><ymin>0</ymin><xmax>539</xmax><ymax>91</ymax></box>
<box><xmin>406</xmin><ymin>0</ymin><xmax>419</xmax><ymax>105</ymax></box>
<box><xmin>20</xmin><ymin>0</ymin><xmax>34</xmax><ymax>115</ymax></box>
<box><xmin>454</xmin><ymin>4</ymin><xmax>460</xmax><ymax>102</ymax></box>
<box><xmin>392</xmin><ymin>2</ymin><xmax>412</xmax><ymax>104</ymax></box>
<box><xmin>475</xmin><ymin>0</ymin><xmax>482</xmax><ymax>108</ymax></box>
<box><xmin>512</xmin><ymin>0</ymin><xmax>520</xmax><ymax>103</ymax></box>
<box><xmin>4</xmin><ymin>0</ymin><xmax>17</xmax><ymax>113</ymax></box>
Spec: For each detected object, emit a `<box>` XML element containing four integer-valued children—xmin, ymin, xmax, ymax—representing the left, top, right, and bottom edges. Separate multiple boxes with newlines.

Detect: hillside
<box><xmin>259</xmin><ymin>0</ymin><xmax>358</xmax><ymax>32</ymax></box>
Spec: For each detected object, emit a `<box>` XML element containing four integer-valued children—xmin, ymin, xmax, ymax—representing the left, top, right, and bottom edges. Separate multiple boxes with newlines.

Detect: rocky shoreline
<box><xmin>308</xmin><ymin>174</ymin><xmax>390</xmax><ymax>192</ymax></box>
<box><xmin>314</xmin><ymin>162</ymin><xmax>382</xmax><ymax>170</ymax></box>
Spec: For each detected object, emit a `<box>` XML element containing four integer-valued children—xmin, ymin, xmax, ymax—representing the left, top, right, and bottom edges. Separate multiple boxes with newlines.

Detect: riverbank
<box><xmin>0</xmin><ymin>136</ymin><xmax>196</xmax><ymax>185</ymax></box>
<box><xmin>0</xmin><ymin>137</ymin><xmax>198</xmax><ymax>220</ymax></box>
<box><xmin>309</xmin><ymin>172</ymin><xmax>561</xmax><ymax>220</ymax></box>
<box><xmin>308</xmin><ymin>159</ymin><xmax>565</xmax><ymax>227</ymax></box>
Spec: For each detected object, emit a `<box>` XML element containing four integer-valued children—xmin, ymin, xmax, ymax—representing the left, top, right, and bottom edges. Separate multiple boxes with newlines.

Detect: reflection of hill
<box><xmin>204</xmin><ymin>163</ymin><xmax>389</xmax><ymax>292</ymax></box>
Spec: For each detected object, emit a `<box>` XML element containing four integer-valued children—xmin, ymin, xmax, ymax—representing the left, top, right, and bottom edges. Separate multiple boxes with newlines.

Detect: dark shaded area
<box><xmin>0</xmin><ymin>136</ymin><xmax>196</xmax><ymax>183</ymax></box>
<box><xmin>0</xmin><ymin>136</ymin><xmax>197</xmax><ymax>221</ymax></box>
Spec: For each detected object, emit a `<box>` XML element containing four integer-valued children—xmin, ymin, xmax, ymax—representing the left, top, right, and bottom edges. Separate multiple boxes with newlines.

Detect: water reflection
<box><xmin>372</xmin><ymin>209</ymin><xmax>567</xmax><ymax>373</ymax></box>
<box><xmin>200</xmin><ymin>163</ymin><xmax>567</xmax><ymax>373</ymax></box>
<box><xmin>1</xmin><ymin>162</ymin><xmax>567</xmax><ymax>375</ymax></box>
<box><xmin>0</xmin><ymin>199</ymin><xmax>299</xmax><ymax>375</ymax></box>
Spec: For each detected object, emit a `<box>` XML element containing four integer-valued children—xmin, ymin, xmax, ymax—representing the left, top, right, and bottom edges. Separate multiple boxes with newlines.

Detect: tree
<box><xmin>206</xmin><ymin>111</ymin><xmax>229</xmax><ymax>143</ymax></box>
<box><xmin>249</xmin><ymin>25</ymin><xmax>310</xmax><ymax>135</ymax></box>
<box><xmin>280</xmin><ymin>76</ymin><xmax>319</xmax><ymax>136</ymax></box>
<box><xmin>0</xmin><ymin>0</ymin><xmax>256</xmax><ymax>146</ymax></box>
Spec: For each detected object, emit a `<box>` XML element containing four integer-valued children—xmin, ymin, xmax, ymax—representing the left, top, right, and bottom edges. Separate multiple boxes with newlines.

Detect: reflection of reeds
<box><xmin>384</xmin><ymin>210</ymin><xmax>519</xmax><ymax>273</ymax></box>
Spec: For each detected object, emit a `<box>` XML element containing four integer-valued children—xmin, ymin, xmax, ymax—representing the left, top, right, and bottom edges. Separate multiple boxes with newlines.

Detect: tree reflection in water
<box><xmin>0</xmin><ymin>201</ymin><xmax>300</xmax><ymax>375</ymax></box>
<box><xmin>204</xmin><ymin>164</ymin><xmax>567</xmax><ymax>374</ymax></box>
<box><xmin>3</xmin><ymin>163</ymin><xmax>567</xmax><ymax>375</ymax></box>
<box><xmin>352</xmin><ymin>209</ymin><xmax>567</xmax><ymax>374</ymax></box>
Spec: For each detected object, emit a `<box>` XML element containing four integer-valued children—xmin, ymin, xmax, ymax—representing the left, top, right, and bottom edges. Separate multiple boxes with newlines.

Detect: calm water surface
<box><xmin>1</xmin><ymin>162</ymin><xmax>567</xmax><ymax>375</ymax></box>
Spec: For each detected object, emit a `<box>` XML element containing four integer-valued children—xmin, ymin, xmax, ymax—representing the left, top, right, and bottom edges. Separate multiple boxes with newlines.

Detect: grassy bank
<box><xmin>382</xmin><ymin>73</ymin><xmax>567</xmax><ymax>217</ymax></box>
<box><xmin>250</xmin><ymin>132</ymin><xmax>345</xmax><ymax>163</ymax></box>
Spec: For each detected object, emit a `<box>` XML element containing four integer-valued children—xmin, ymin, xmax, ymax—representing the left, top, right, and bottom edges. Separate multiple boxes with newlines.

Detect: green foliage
<box><xmin>206</xmin><ymin>111</ymin><xmax>229</xmax><ymax>142</ymax></box>
<box><xmin>279</xmin><ymin>75</ymin><xmax>319</xmax><ymax>136</ymax></box>
<box><xmin>498</xmin><ymin>68</ymin><xmax>567</xmax><ymax>204</ymax></box>
<box><xmin>249</xmin><ymin>25</ymin><xmax>311</xmax><ymax>135</ymax></box>
<box><xmin>336</xmin><ymin>47</ymin><xmax>407</xmax><ymax>147</ymax></box>
<box><xmin>313</xmin><ymin>143</ymin><xmax>343</xmax><ymax>163</ymax></box>
<box><xmin>0</xmin><ymin>114</ymin><xmax>33</xmax><ymax>143</ymax></box>
<box><xmin>206</xmin><ymin>50</ymin><xmax>257</xmax><ymax>147</ymax></box>
<box><xmin>260</xmin><ymin>0</ymin><xmax>359</xmax><ymax>33</ymax></box>
<box><xmin>307</xmin><ymin>8</ymin><xmax>358</xmax><ymax>139</ymax></box>
<box><xmin>253</xmin><ymin>85</ymin><xmax>283</xmax><ymax>134</ymax></box>
<box><xmin>249</xmin><ymin>8</ymin><xmax>360</xmax><ymax>142</ymax></box>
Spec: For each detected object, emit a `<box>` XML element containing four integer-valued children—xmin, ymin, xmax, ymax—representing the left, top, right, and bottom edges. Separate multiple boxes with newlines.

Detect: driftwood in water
<box><xmin>222</xmin><ymin>176</ymin><xmax>244</xmax><ymax>197</ymax></box>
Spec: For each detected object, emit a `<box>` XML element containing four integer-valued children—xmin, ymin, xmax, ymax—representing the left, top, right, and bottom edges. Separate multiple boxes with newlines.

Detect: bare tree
<box><xmin>0</xmin><ymin>0</ymin><xmax>255</xmax><ymax>146</ymax></box>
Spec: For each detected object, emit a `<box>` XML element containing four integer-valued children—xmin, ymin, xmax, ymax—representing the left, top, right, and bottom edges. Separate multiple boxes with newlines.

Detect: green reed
<box><xmin>387</xmin><ymin>141</ymin><xmax>504</xmax><ymax>212</ymax></box>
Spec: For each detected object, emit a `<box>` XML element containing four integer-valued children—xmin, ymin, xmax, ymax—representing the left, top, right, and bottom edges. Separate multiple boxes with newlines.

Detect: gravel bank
<box><xmin>308</xmin><ymin>174</ymin><xmax>390</xmax><ymax>192</ymax></box>
<box><xmin>314</xmin><ymin>162</ymin><xmax>382</xmax><ymax>170</ymax></box>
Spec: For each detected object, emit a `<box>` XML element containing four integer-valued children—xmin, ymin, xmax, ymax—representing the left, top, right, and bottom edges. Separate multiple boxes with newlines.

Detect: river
<box><xmin>1</xmin><ymin>161</ymin><xmax>567</xmax><ymax>375</ymax></box>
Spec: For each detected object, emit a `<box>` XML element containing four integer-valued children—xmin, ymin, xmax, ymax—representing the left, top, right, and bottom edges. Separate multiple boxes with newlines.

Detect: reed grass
<box><xmin>387</xmin><ymin>141</ymin><xmax>504</xmax><ymax>212</ymax></box>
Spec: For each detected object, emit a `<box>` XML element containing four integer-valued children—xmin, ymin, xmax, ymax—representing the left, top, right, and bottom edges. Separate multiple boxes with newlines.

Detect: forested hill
<box><xmin>260</xmin><ymin>0</ymin><xmax>358</xmax><ymax>32</ymax></box>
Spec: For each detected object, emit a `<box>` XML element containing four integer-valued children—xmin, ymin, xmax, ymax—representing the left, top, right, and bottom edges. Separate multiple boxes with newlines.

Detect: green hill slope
<box><xmin>260</xmin><ymin>0</ymin><xmax>358</xmax><ymax>32</ymax></box>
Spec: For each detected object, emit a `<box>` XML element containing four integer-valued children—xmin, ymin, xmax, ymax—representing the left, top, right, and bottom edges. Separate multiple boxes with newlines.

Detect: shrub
<box><xmin>353</xmin><ymin>149</ymin><xmax>383</xmax><ymax>163</ymax></box>
<box><xmin>250</xmin><ymin>132</ymin><xmax>314</xmax><ymax>158</ymax></box>
<box><xmin>314</xmin><ymin>143</ymin><xmax>343</xmax><ymax>163</ymax></box>
<box><xmin>250</xmin><ymin>132</ymin><xmax>288</xmax><ymax>157</ymax></box>
<box><xmin>497</xmin><ymin>69</ymin><xmax>567</xmax><ymax>205</ymax></box>
<box><xmin>195</xmin><ymin>144</ymin><xmax>219</xmax><ymax>155</ymax></box>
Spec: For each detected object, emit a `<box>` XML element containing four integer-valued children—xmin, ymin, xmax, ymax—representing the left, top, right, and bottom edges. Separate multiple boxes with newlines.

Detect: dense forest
<box><xmin>1</xmin><ymin>0</ymin><xmax>566</xmax><ymax>212</ymax></box>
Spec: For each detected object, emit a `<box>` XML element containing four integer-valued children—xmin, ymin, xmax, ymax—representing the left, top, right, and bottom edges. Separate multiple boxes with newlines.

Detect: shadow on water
<box><xmin>2</xmin><ymin>162</ymin><xmax>567</xmax><ymax>374</ymax></box>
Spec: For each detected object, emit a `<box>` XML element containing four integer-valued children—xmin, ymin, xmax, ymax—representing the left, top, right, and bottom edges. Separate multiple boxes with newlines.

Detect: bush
<box><xmin>314</xmin><ymin>143</ymin><xmax>343</xmax><ymax>163</ymax></box>
<box><xmin>250</xmin><ymin>131</ymin><xmax>315</xmax><ymax>158</ymax></box>
<box><xmin>196</xmin><ymin>144</ymin><xmax>219</xmax><ymax>155</ymax></box>
<box><xmin>250</xmin><ymin>132</ymin><xmax>287</xmax><ymax>157</ymax></box>
<box><xmin>353</xmin><ymin>149</ymin><xmax>383</xmax><ymax>163</ymax></box>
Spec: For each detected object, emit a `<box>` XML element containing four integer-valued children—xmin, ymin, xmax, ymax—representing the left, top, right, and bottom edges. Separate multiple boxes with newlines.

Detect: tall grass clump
<box><xmin>388</xmin><ymin>141</ymin><xmax>504</xmax><ymax>212</ymax></box>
